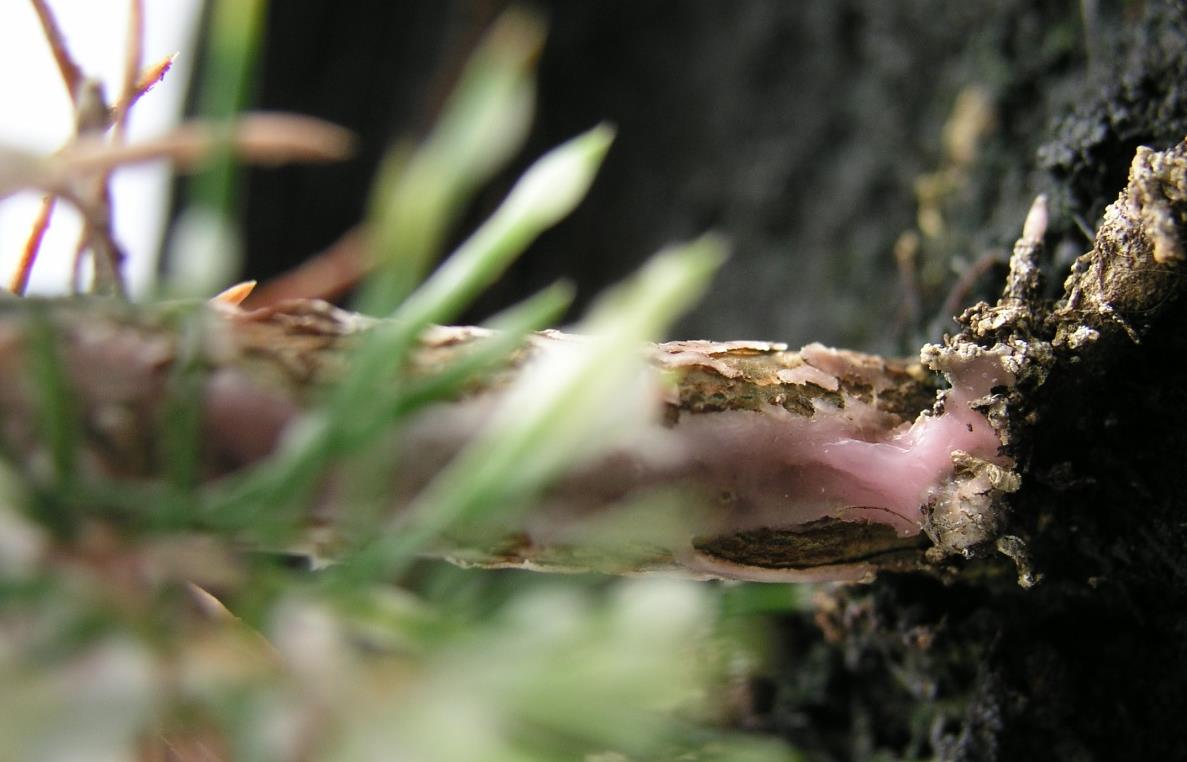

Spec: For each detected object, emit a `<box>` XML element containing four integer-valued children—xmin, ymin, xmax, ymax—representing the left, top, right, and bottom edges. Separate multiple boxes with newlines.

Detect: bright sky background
<box><xmin>0</xmin><ymin>0</ymin><xmax>203</xmax><ymax>296</ymax></box>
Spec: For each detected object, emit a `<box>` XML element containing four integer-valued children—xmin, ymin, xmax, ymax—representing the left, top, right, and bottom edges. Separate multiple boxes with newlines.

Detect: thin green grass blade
<box><xmin>386</xmin><ymin>281</ymin><xmax>574</xmax><ymax>420</ymax></box>
<box><xmin>163</xmin><ymin>0</ymin><xmax>268</xmax><ymax>298</ymax></box>
<box><xmin>334</xmin><ymin>124</ymin><xmax>614</xmax><ymax>418</ymax></box>
<box><xmin>357</xmin><ymin>10</ymin><xmax>544</xmax><ymax>315</ymax></box>
<box><xmin>188</xmin><ymin>0</ymin><xmax>268</xmax><ymax>214</ymax></box>
<box><xmin>199</xmin><ymin>283</ymin><xmax>572</xmax><ymax>534</ymax></box>
<box><xmin>334</xmin><ymin>236</ymin><xmax>725</xmax><ymax>583</ymax></box>
<box><xmin>318</xmin><ymin>283</ymin><xmax>574</xmax><ymax>556</ymax></box>
<box><xmin>159</xmin><ymin>308</ymin><xmax>208</xmax><ymax>506</ymax></box>
<box><xmin>21</xmin><ymin>309</ymin><xmax>79</xmax><ymax>536</ymax></box>
<box><xmin>26</xmin><ymin>312</ymin><xmax>78</xmax><ymax>491</ymax></box>
<box><xmin>391</xmin><ymin>124</ymin><xmax>614</xmax><ymax>328</ymax></box>
<box><xmin>199</xmin><ymin>69</ymin><xmax>612</xmax><ymax>540</ymax></box>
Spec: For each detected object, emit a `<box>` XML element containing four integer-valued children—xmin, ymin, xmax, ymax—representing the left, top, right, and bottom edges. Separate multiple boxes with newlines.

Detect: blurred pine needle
<box><xmin>0</xmin><ymin>5</ymin><xmax>798</xmax><ymax>760</ymax></box>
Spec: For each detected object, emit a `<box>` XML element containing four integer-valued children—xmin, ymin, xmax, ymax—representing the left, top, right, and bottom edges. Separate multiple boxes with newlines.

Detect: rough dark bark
<box><xmin>743</xmin><ymin>139</ymin><xmax>1187</xmax><ymax>762</ymax></box>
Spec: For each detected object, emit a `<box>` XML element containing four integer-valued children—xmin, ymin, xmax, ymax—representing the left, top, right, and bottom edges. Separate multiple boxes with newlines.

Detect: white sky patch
<box><xmin>0</xmin><ymin>0</ymin><xmax>204</xmax><ymax>296</ymax></box>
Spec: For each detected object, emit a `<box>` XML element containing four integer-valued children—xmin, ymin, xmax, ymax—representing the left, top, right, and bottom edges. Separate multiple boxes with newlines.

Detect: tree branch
<box><xmin>2</xmin><ymin>139</ymin><xmax>1185</xmax><ymax>584</ymax></box>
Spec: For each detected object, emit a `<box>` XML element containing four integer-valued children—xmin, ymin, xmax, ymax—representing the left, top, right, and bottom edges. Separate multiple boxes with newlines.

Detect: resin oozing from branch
<box><xmin>439</xmin><ymin>339</ymin><xmax>1018</xmax><ymax>581</ymax></box>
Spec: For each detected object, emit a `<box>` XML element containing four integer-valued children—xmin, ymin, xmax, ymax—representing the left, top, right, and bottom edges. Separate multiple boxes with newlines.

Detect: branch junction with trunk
<box><xmin>2</xmin><ymin>139</ymin><xmax>1186</xmax><ymax>586</ymax></box>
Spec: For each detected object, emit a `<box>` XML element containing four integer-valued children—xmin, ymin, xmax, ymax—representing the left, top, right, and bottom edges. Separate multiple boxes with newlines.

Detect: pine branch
<box><xmin>2</xmin><ymin>139</ymin><xmax>1184</xmax><ymax>585</ymax></box>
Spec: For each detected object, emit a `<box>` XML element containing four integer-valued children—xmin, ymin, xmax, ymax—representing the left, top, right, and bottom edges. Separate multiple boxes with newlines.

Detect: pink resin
<box><xmin>669</xmin><ymin>347</ymin><xmax>1011</xmax><ymax>537</ymax></box>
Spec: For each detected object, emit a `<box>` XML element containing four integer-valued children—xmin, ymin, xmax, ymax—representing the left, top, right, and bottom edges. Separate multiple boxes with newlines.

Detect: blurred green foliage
<box><xmin>0</xmin><ymin>8</ymin><xmax>802</xmax><ymax>760</ymax></box>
